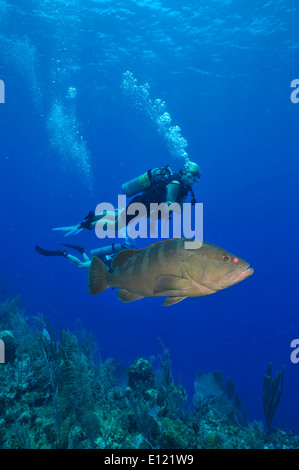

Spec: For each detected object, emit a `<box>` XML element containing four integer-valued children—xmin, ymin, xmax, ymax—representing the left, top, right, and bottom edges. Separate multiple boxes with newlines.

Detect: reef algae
<box><xmin>0</xmin><ymin>296</ymin><xmax>298</xmax><ymax>449</ymax></box>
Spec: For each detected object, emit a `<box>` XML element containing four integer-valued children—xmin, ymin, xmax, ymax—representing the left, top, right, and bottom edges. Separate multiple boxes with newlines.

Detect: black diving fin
<box><xmin>35</xmin><ymin>245</ymin><xmax>68</xmax><ymax>257</ymax></box>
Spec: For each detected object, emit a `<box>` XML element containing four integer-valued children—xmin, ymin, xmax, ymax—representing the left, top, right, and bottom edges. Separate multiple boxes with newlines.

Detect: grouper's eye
<box><xmin>222</xmin><ymin>255</ymin><xmax>231</xmax><ymax>262</ymax></box>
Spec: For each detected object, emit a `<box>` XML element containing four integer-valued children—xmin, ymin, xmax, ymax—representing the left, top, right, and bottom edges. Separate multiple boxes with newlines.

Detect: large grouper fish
<box><xmin>88</xmin><ymin>238</ymin><xmax>254</xmax><ymax>306</ymax></box>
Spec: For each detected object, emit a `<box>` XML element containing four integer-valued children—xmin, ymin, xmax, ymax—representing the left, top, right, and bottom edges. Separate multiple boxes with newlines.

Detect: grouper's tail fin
<box><xmin>88</xmin><ymin>256</ymin><xmax>109</xmax><ymax>296</ymax></box>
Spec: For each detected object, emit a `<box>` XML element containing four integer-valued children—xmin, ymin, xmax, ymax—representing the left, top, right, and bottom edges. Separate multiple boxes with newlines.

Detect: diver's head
<box><xmin>180</xmin><ymin>161</ymin><xmax>201</xmax><ymax>185</ymax></box>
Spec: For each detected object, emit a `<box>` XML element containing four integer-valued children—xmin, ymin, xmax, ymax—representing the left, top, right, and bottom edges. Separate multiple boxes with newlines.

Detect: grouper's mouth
<box><xmin>223</xmin><ymin>266</ymin><xmax>254</xmax><ymax>285</ymax></box>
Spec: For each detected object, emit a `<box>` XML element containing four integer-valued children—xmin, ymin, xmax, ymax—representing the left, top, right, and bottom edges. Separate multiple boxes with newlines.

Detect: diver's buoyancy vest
<box><xmin>122</xmin><ymin>167</ymin><xmax>172</xmax><ymax>198</ymax></box>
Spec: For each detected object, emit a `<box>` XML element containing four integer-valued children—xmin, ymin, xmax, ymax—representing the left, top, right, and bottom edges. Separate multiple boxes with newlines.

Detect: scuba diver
<box><xmin>35</xmin><ymin>237</ymin><xmax>137</xmax><ymax>270</ymax></box>
<box><xmin>121</xmin><ymin>159</ymin><xmax>200</xmax><ymax>224</ymax></box>
<box><xmin>53</xmin><ymin>160</ymin><xmax>201</xmax><ymax>236</ymax></box>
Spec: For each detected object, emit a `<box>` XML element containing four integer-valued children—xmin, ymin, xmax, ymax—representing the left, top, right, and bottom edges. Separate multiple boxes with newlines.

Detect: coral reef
<box><xmin>0</xmin><ymin>296</ymin><xmax>298</xmax><ymax>449</ymax></box>
<box><xmin>263</xmin><ymin>362</ymin><xmax>284</xmax><ymax>434</ymax></box>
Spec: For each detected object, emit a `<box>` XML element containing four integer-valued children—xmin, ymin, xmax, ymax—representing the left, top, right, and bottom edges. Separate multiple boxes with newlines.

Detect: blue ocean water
<box><xmin>0</xmin><ymin>0</ymin><xmax>298</xmax><ymax>435</ymax></box>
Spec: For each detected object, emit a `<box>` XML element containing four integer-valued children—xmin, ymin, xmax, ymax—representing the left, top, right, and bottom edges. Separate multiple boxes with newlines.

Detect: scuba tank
<box><xmin>91</xmin><ymin>243</ymin><xmax>123</xmax><ymax>259</ymax></box>
<box><xmin>122</xmin><ymin>166</ymin><xmax>172</xmax><ymax>197</ymax></box>
<box><xmin>122</xmin><ymin>171</ymin><xmax>151</xmax><ymax>197</ymax></box>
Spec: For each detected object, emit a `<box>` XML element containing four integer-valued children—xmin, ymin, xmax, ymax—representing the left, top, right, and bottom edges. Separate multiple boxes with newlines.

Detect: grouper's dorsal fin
<box><xmin>111</xmin><ymin>239</ymin><xmax>178</xmax><ymax>270</ymax></box>
<box><xmin>111</xmin><ymin>249</ymin><xmax>141</xmax><ymax>269</ymax></box>
<box><xmin>146</xmin><ymin>238</ymin><xmax>177</xmax><ymax>249</ymax></box>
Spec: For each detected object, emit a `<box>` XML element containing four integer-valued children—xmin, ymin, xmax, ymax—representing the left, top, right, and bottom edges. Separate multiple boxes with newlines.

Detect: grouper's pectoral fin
<box><xmin>179</xmin><ymin>262</ymin><xmax>216</xmax><ymax>295</ymax></box>
<box><xmin>162</xmin><ymin>296</ymin><xmax>187</xmax><ymax>307</ymax></box>
<box><xmin>154</xmin><ymin>275</ymin><xmax>190</xmax><ymax>294</ymax></box>
<box><xmin>117</xmin><ymin>289</ymin><xmax>144</xmax><ymax>303</ymax></box>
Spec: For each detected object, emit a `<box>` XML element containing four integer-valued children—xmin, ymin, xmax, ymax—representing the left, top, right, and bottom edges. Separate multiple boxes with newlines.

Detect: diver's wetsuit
<box><xmin>35</xmin><ymin>240</ymin><xmax>136</xmax><ymax>270</ymax></box>
<box><xmin>124</xmin><ymin>173</ymin><xmax>192</xmax><ymax>225</ymax></box>
<box><xmin>78</xmin><ymin>173</ymin><xmax>192</xmax><ymax>231</ymax></box>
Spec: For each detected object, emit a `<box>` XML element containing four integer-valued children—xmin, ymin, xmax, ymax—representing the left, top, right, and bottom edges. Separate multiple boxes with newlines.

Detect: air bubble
<box><xmin>121</xmin><ymin>71</ymin><xmax>189</xmax><ymax>163</ymax></box>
